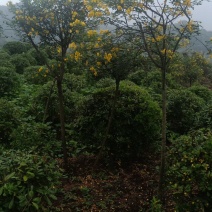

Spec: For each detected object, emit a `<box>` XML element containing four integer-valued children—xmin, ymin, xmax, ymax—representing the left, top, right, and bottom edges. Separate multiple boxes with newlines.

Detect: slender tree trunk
<box><xmin>43</xmin><ymin>79</ymin><xmax>56</xmax><ymax>123</ymax></box>
<box><xmin>57</xmin><ymin>77</ymin><xmax>68</xmax><ymax>170</ymax></box>
<box><xmin>95</xmin><ymin>79</ymin><xmax>120</xmax><ymax>166</ymax></box>
<box><xmin>158</xmin><ymin>67</ymin><xmax>167</xmax><ymax>200</ymax></box>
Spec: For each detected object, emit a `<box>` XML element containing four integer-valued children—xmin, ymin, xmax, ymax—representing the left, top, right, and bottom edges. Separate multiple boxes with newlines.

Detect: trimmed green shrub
<box><xmin>0</xmin><ymin>149</ymin><xmax>62</xmax><ymax>211</ymax></box>
<box><xmin>167</xmin><ymin>89</ymin><xmax>205</xmax><ymax>134</ymax></box>
<box><xmin>167</xmin><ymin>129</ymin><xmax>212</xmax><ymax>211</ymax></box>
<box><xmin>75</xmin><ymin>81</ymin><xmax>161</xmax><ymax>161</ymax></box>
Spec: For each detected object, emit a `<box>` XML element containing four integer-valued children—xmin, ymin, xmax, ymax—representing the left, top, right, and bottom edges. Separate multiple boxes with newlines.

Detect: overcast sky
<box><xmin>0</xmin><ymin>0</ymin><xmax>212</xmax><ymax>31</ymax></box>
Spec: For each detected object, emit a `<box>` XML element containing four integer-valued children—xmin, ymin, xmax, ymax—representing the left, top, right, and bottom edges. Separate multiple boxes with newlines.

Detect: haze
<box><xmin>0</xmin><ymin>0</ymin><xmax>211</xmax><ymax>31</ymax></box>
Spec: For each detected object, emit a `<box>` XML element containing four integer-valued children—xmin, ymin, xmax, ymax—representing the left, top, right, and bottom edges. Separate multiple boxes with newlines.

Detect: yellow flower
<box><xmin>88</xmin><ymin>11</ymin><xmax>95</xmax><ymax>17</ymax></box>
<box><xmin>38</xmin><ymin>67</ymin><xmax>43</xmax><ymax>72</ymax></box>
<box><xmin>104</xmin><ymin>53</ymin><xmax>112</xmax><ymax>62</ymax></box>
<box><xmin>69</xmin><ymin>42</ymin><xmax>77</xmax><ymax>49</ymax></box>
<box><xmin>117</xmin><ymin>5</ymin><xmax>122</xmax><ymax>10</ymax></box>
<box><xmin>90</xmin><ymin>66</ymin><xmax>97</xmax><ymax>76</ymax></box>
<box><xmin>74</xmin><ymin>51</ymin><xmax>81</xmax><ymax>61</ymax></box>
<box><xmin>97</xmin><ymin>61</ymin><xmax>102</xmax><ymax>66</ymax></box>
<box><xmin>87</xmin><ymin>30</ymin><xmax>97</xmax><ymax>37</ymax></box>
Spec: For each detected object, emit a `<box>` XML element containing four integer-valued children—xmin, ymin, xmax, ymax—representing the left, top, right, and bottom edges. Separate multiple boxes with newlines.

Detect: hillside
<box><xmin>0</xmin><ymin>5</ymin><xmax>212</xmax><ymax>53</ymax></box>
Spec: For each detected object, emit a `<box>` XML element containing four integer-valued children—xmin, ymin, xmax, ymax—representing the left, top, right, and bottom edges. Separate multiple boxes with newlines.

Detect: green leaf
<box><xmin>0</xmin><ymin>187</ymin><xmax>3</xmax><ymax>195</ymax></box>
<box><xmin>9</xmin><ymin>198</ymin><xmax>14</xmax><ymax>209</ymax></box>
<box><xmin>27</xmin><ymin>171</ymin><xmax>35</xmax><ymax>178</ymax></box>
<box><xmin>32</xmin><ymin>202</ymin><xmax>39</xmax><ymax>210</ymax></box>
<box><xmin>29</xmin><ymin>190</ymin><xmax>34</xmax><ymax>198</ymax></box>
<box><xmin>23</xmin><ymin>175</ymin><xmax>28</xmax><ymax>182</ymax></box>
<box><xmin>4</xmin><ymin>172</ymin><xmax>15</xmax><ymax>181</ymax></box>
<box><xmin>49</xmin><ymin>194</ymin><xmax>57</xmax><ymax>200</ymax></box>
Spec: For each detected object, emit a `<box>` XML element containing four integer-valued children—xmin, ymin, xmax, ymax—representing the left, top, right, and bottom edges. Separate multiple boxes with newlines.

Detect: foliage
<box><xmin>24</xmin><ymin>66</ymin><xmax>52</xmax><ymax>84</ymax></box>
<box><xmin>2</xmin><ymin>41</ymin><xmax>31</xmax><ymax>55</ymax></box>
<box><xmin>0</xmin><ymin>99</ymin><xmax>18</xmax><ymax>145</ymax></box>
<box><xmin>0</xmin><ymin>149</ymin><xmax>62</xmax><ymax>211</ymax></box>
<box><xmin>0</xmin><ymin>66</ymin><xmax>20</xmax><ymax>97</ymax></box>
<box><xmin>75</xmin><ymin>81</ymin><xmax>161</xmax><ymax>161</ymax></box>
<box><xmin>167</xmin><ymin>129</ymin><xmax>212</xmax><ymax>211</ymax></box>
<box><xmin>188</xmin><ymin>85</ymin><xmax>212</xmax><ymax>102</ymax></box>
<box><xmin>10</xmin><ymin>54</ymin><xmax>31</xmax><ymax>74</ymax></box>
<box><xmin>0</xmin><ymin>50</ymin><xmax>11</xmax><ymax>60</ymax></box>
<box><xmin>11</xmin><ymin>121</ymin><xmax>60</xmax><ymax>157</ymax></box>
<box><xmin>127</xmin><ymin>69</ymin><xmax>146</xmax><ymax>86</ymax></box>
<box><xmin>195</xmin><ymin>100</ymin><xmax>212</xmax><ymax>130</ymax></box>
<box><xmin>26</xmin><ymin>48</ymin><xmax>49</xmax><ymax>66</ymax></box>
<box><xmin>141</xmin><ymin>70</ymin><xmax>180</xmax><ymax>94</ymax></box>
<box><xmin>167</xmin><ymin>89</ymin><xmax>205</xmax><ymax>134</ymax></box>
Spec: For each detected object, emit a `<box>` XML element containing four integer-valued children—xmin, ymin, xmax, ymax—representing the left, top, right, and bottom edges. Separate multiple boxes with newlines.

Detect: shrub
<box><xmin>24</xmin><ymin>66</ymin><xmax>52</xmax><ymax>84</ymax></box>
<box><xmin>195</xmin><ymin>100</ymin><xmax>212</xmax><ymax>130</ymax></box>
<box><xmin>0</xmin><ymin>67</ymin><xmax>20</xmax><ymax>97</ymax></box>
<box><xmin>75</xmin><ymin>81</ymin><xmax>161</xmax><ymax>161</ymax></box>
<box><xmin>188</xmin><ymin>85</ymin><xmax>212</xmax><ymax>102</ymax></box>
<box><xmin>167</xmin><ymin>129</ymin><xmax>212</xmax><ymax>211</ymax></box>
<box><xmin>0</xmin><ymin>149</ymin><xmax>62</xmax><ymax>211</ymax></box>
<box><xmin>167</xmin><ymin>89</ymin><xmax>204</xmax><ymax>134</ymax></box>
<box><xmin>0</xmin><ymin>99</ymin><xmax>18</xmax><ymax>145</ymax></box>
<box><xmin>3</xmin><ymin>41</ymin><xmax>31</xmax><ymax>55</ymax></box>
<box><xmin>128</xmin><ymin>70</ymin><xmax>146</xmax><ymax>85</ymax></box>
<box><xmin>11</xmin><ymin>121</ymin><xmax>61</xmax><ymax>157</ymax></box>
<box><xmin>10</xmin><ymin>54</ymin><xmax>31</xmax><ymax>74</ymax></box>
<box><xmin>27</xmin><ymin>49</ymin><xmax>48</xmax><ymax>65</ymax></box>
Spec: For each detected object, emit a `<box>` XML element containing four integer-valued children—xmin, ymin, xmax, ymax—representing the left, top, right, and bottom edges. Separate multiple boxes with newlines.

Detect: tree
<box><xmin>71</xmin><ymin>28</ymin><xmax>142</xmax><ymax>163</ymax></box>
<box><xmin>101</xmin><ymin>0</ymin><xmax>203</xmax><ymax>198</ymax></box>
<box><xmin>8</xmin><ymin>0</ymin><xmax>89</xmax><ymax>169</ymax></box>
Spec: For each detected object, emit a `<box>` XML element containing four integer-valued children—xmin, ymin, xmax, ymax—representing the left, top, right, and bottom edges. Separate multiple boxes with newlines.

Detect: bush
<box><xmin>188</xmin><ymin>85</ymin><xmax>212</xmax><ymax>102</ymax></box>
<box><xmin>0</xmin><ymin>149</ymin><xmax>62</xmax><ymax>211</ymax></box>
<box><xmin>3</xmin><ymin>41</ymin><xmax>31</xmax><ymax>55</ymax></box>
<box><xmin>195</xmin><ymin>100</ymin><xmax>212</xmax><ymax>130</ymax></box>
<box><xmin>11</xmin><ymin>121</ymin><xmax>61</xmax><ymax>157</ymax></box>
<box><xmin>141</xmin><ymin>70</ymin><xmax>179</xmax><ymax>94</ymax></box>
<box><xmin>24</xmin><ymin>66</ymin><xmax>52</xmax><ymax>84</ymax></box>
<box><xmin>27</xmin><ymin>49</ymin><xmax>48</xmax><ymax>65</ymax></box>
<box><xmin>0</xmin><ymin>99</ymin><xmax>18</xmax><ymax>145</ymax></box>
<box><xmin>75</xmin><ymin>81</ymin><xmax>161</xmax><ymax>161</ymax></box>
<box><xmin>167</xmin><ymin>89</ymin><xmax>204</xmax><ymax>134</ymax></box>
<box><xmin>167</xmin><ymin>129</ymin><xmax>212</xmax><ymax>211</ymax></box>
<box><xmin>10</xmin><ymin>54</ymin><xmax>31</xmax><ymax>74</ymax></box>
<box><xmin>0</xmin><ymin>67</ymin><xmax>20</xmax><ymax>97</ymax></box>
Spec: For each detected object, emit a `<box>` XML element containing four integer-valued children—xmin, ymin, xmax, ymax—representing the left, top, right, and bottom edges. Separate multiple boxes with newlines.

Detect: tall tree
<box><xmin>8</xmin><ymin>0</ymin><xmax>89</xmax><ymax>169</ymax></box>
<box><xmin>101</xmin><ymin>0</ymin><xmax>202</xmax><ymax>198</ymax></box>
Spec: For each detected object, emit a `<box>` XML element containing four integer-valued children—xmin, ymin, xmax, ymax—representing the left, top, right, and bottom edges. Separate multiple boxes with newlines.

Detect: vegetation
<box><xmin>0</xmin><ymin>0</ymin><xmax>211</xmax><ymax>211</ymax></box>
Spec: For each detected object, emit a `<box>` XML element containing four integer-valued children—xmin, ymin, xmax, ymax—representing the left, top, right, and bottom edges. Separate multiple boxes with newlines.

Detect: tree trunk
<box><xmin>57</xmin><ymin>78</ymin><xmax>68</xmax><ymax>170</ymax></box>
<box><xmin>158</xmin><ymin>68</ymin><xmax>167</xmax><ymax>200</ymax></box>
<box><xmin>95</xmin><ymin>79</ymin><xmax>120</xmax><ymax>166</ymax></box>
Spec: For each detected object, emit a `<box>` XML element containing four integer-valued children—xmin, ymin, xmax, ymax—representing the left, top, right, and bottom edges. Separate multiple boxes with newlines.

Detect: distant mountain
<box><xmin>0</xmin><ymin>5</ymin><xmax>21</xmax><ymax>46</ymax></box>
<box><xmin>1</xmin><ymin>5</ymin><xmax>212</xmax><ymax>53</ymax></box>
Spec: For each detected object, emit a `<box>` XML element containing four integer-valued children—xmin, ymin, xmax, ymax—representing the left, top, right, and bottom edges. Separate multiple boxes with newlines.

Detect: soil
<box><xmin>54</xmin><ymin>153</ymin><xmax>175</xmax><ymax>211</ymax></box>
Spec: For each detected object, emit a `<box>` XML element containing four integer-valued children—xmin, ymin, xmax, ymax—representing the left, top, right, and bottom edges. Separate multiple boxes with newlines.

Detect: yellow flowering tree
<box><xmin>8</xmin><ymin>0</ymin><xmax>90</xmax><ymax>169</ymax></box>
<box><xmin>70</xmin><ymin>28</ymin><xmax>142</xmax><ymax>162</ymax></box>
<box><xmin>102</xmin><ymin>0</ymin><xmax>203</xmax><ymax>197</ymax></box>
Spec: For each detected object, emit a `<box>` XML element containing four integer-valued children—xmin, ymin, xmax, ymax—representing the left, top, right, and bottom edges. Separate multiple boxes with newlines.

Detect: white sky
<box><xmin>0</xmin><ymin>0</ymin><xmax>212</xmax><ymax>30</ymax></box>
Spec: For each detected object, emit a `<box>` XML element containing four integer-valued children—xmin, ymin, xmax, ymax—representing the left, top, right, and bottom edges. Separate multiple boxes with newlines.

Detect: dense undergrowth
<box><xmin>0</xmin><ymin>39</ymin><xmax>212</xmax><ymax>211</ymax></box>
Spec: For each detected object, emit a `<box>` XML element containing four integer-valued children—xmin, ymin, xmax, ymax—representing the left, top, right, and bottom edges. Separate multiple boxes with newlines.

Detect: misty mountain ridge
<box><xmin>0</xmin><ymin>5</ymin><xmax>212</xmax><ymax>55</ymax></box>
